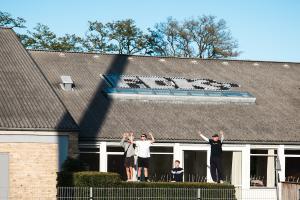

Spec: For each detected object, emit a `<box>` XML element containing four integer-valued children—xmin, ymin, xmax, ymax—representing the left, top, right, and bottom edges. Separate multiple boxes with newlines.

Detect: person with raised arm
<box><xmin>199</xmin><ymin>130</ymin><xmax>225</xmax><ymax>183</ymax></box>
<box><xmin>120</xmin><ymin>132</ymin><xmax>135</xmax><ymax>181</ymax></box>
<box><xmin>131</xmin><ymin>132</ymin><xmax>155</xmax><ymax>182</ymax></box>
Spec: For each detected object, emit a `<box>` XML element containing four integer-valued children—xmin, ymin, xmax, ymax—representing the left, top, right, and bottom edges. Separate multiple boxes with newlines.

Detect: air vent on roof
<box><xmin>283</xmin><ymin>64</ymin><xmax>290</xmax><ymax>69</ymax></box>
<box><xmin>59</xmin><ymin>53</ymin><xmax>66</xmax><ymax>57</ymax></box>
<box><xmin>93</xmin><ymin>55</ymin><xmax>99</xmax><ymax>59</ymax></box>
<box><xmin>128</xmin><ymin>57</ymin><xmax>134</xmax><ymax>60</ymax></box>
<box><xmin>60</xmin><ymin>75</ymin><xmax>74</xmax><ymax>91</ymax></box>
<box><xmin>222</xmin><ymin>61</ymin><xmax>229</xmax><ymax>65</ymax></box>
<box><xmin>159</xmin><ymin>58</ymin><xmax>166</xmax><ymax>62</ymax></box>
<box><xmin>253</xmin><ymin>62</ymin><xmax>259</xmax><ymax>66</ymax></box>
<box><xmin>191</xmin><ymin>60</ymin><xmax>198</xmax><ymax>64</ymax></box>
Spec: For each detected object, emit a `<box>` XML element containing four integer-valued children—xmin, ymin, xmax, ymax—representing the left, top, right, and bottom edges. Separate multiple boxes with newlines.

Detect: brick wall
<box><xmin>0</xmin><ymin>131</ymin><xmax>78</xmax><ymax>200</ymax></box>
<box><xmin>0</xmin><ymin>143</ymin><xmax>58</xmax><ymax>199</ymax></box>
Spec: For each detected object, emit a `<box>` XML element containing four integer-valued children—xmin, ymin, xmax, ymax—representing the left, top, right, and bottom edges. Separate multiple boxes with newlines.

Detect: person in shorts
<box><xmin>120</xmin><ymin>132</ymin><xmax>135</xmax><ymax>181</ymax></box>
<box><xmin>131</xmin><ymin>132</ymin><xmax>155</xmax><ymax>182</ymax></box>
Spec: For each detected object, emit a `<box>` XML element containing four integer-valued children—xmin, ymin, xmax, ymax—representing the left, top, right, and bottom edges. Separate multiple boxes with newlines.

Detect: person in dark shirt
<box><xmin>199</xmin><ymin>130</ymin><xmax>224</xmax><ymax>183</ymax></box>
<box><xmin>171</xmin><ymin>160</ymin><xmax>184</xmax><ymax>182</ymax></box>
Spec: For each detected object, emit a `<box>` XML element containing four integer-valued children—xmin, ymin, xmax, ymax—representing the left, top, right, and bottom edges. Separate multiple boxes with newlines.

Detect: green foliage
<box><xmin>57</xmin><ymin>172</ymin><xmax>236</xmax><ymax>199</ymax></box>
<box><xmin>107</xmin><ymin>19</ymin><xmax>146</xmax><ymax>54</ymax></box>
<box><xmin>57</xmin><ymin>171</ymin><xmax>234</xmax><ymax>189</ymax></box>
<box><xmin>1</xmin><ymin>10</ymin><xmax>240</xmax><ymax>58</ymax></box>
<box><xmin>22</xmin><ymin>23</ymin><xmax>83</xmax><ymax>51</ymax></box>
<box><xmin>57</xmin><ymin>171</ymin><xmax>122</xmax><ymax>187</ymax></box>
<box><xmin>83</xmin><ymin>21</ymin><xmax>111</xmax><ymax>53</ymax></box>
<box><xmin>73</xmin><ymin>172</ymin><xmax>122</xmax><ymax>187</ymax></box>
<box><xmin>0</xmin><ymin>11</ymin><xmax>26</xmax><ymax>28</ymax></box>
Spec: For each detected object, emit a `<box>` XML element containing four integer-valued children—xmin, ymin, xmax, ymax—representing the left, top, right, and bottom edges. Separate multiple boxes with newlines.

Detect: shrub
<box><xmin>73</xmin><ymin>172</ymin><xmax>122</xmax><ymax>187</ymax></box>
<box><xmin>57</xmin><ymin>171</ymin><xmax>122</xmax><ymax>187</ymax></box>
<box><xmin>57</xmin><ymin>172</ymin><xmax>236</xmax><ymax>199</ymax></box>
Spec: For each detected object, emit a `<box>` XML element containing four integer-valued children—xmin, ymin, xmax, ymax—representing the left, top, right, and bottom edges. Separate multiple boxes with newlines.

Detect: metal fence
<box><xmin>1</xmin><ymin>187</ymin><xmax>279</xmax><ymax>200</ymax></box>
<box><xmin>57</xmin><ymin>187</ymin><xmax>236</xmax><ymax>200</ymax></box>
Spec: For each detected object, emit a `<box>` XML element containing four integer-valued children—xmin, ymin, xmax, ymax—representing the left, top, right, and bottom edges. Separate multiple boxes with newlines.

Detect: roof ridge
<box><xmin>0</xmin><ymin>26</ymin><xmax>13</xmax><ymax>29</ymax></box>
<box><xmin>27</xmin><ymin>49</ymin><xmax>300</xmax><ymax>65</ymax></box>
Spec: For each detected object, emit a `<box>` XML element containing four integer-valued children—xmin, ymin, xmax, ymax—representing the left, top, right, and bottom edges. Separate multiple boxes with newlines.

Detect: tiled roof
<box><xmin>0</xmin><ymin>28</ymin><xmax>78</xmax><ymax>131</ymax></box>
<box><xmin>29</xmin><ymin>49</ymin><xmax>300</xmax><ymax>143</ymax></box>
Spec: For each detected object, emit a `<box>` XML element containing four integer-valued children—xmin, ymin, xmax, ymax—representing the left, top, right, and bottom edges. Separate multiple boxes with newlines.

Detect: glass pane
<box><xmin>79</xmin><ymin>153</ymin><xmax>99</xmax><ymax>171</ymax></box>
<box><xmin>285</xmin><ymin>157</ymin><xmax>300</xmax><ymax>182</ymax></box>
<box><xmin>150</xmin><ymin>147</ymin><xmax>173</xmax><ymax>153</ymax></box>
<box><xmin>149</xmin><ymin>154</ymin><xmax>173</xmax><ymax>181</ymax></box>
<box><xmin>107</xmin><ymin>155</ymin><xmax>126</xmax><ymax>180</ymax></box>
<box><xmin>251</xmin><ymin>150</ymin><xmax>268</xmax><ymax>154</ymax></box>
<box><xmin>250</xmin><ymin>155</ymin><xmax>276</xmax><ymax>187</ymax></box>
<box><xmin>79</xmin><ymin>148</ymin><xmax>99</xmax><ymax>152</ymax></box>
<box><xmin>107</xmin><ymin>146</ymin><xmax>124</xmax><ymax>152</ymax></box>
<box><xmin>184</xmin><ymin>151</ymin><xmax>207</xmax><ymax>182</ymax></box>
<box><xmin>285</xmin><ymin>150</ymin><xmax>300</xmax><ymax>155</ymax></box>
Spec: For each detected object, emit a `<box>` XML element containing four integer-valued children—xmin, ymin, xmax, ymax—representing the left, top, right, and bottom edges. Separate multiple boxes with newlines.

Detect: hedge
<box><xmin>57</xmin><ymin>171</ymin><xmax>122</xmax><ymax>187</ymax></box>
<box><xmin>58</xmin><ymin>171</ymin><xmax>234</xmax><ymax>189</ymax></box>
<box><xmin>57</xmin><ymin>172</ymin><xmax>236</xmax><ymax>199</ymax></box>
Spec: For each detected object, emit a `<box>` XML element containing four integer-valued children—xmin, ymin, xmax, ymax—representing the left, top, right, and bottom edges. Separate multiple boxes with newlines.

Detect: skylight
<box><xmin>102</xmin><ymin>74</ymin><xmax>256</xmax><ymax>104</ymax></box>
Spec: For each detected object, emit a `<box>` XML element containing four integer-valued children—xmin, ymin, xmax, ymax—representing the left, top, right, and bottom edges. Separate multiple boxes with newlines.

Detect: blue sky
<box><xmin>2</xmin><ymin>0</ymin><xmax>300</xmax><ymax>62</ymax></box>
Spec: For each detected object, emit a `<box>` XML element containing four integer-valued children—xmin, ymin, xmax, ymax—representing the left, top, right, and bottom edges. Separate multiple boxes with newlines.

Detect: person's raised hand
<box><xmin>220</xmin><ymin>130</ymin><xmax>224</xmax><ymax>136</ymax></box>
<box><xmin>198</xmin><ymin>131</ymin><xmax>202</xmax><ymax>136</ymax></box>
<box><xmin>123</xmin><ymin>132</ymin><xmax>129</xmax><ymax>138</ymax></box>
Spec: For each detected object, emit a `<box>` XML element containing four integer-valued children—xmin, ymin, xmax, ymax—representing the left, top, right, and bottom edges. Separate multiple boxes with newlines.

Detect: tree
<box><xmin>144</xmin><ymin>28</ymin><xmax>169</xmax><ymax>56</ymax></box>
<box><xmin>146</xmin><ymin>16</ymin><xmax>239</xmax><ymax>58</ymax></box>
<box><xmin>184</xmin><ymin>15</ymin><xmax>239</xmax><ymax>58</ymax></box>
<box><xmin>0</xmin><ymin>11</ymin><xmax>26</xmax><ymax>28</ymax></box>
<box><xmin>106</xmin><ymin>19</ymin><xmax>146</xmax><ymax>55</ymax></box>
<box><xmin>83</xmin><ymin>21</ymin><xmax>111</xmax><ymax>53</ymax></box>
<box><xmin>23</xmin><ymin>23</ymin><xmax>83</xmax><ymax>51</ymax></box>
<box><xmin>56</xmin><ymin>34</ymin><xmax>83</xmax><ymax>52</ymax></box>
<box><xmin>146</xmin><ymin>18</ymin><xmax>182</xmax><ymax>57</ymax></box>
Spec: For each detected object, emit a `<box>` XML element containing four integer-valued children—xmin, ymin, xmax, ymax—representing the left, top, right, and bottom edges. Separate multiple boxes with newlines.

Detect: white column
<box><xmin>278</xmin><ymin>145</ymin><xmax>285</xmax><ymax>182</ymax></box>
<box><xmin>242</xmin><ymin>144</ymin><xmax>251</xmax><ymax>189</ymax></box>
<box><xmin>231</xmin><ymin>151</ymin><xmax>242</xmax><ymax>186</ymax></box>
<box><xmin>267</xmin><ymin>149</ymin><xmax>275</xmax><ymax>187</ymax></box>
<box><xmin>99</xmin><ymin>142</ymin><xmax>107</xmax><ymax>172</ymax></box>
<box><xmin>173</xmin><ymin>143</ymin><xmax>184</xmax><ymax>180</ymax></box>
<box><xmin>207</xmin><ymin>149</ymin><xmax>212</xmax><ymax>182</ymax></box>
<box><xmin>173</xmin><ymin>143</ymin><xmax>183</xmax><ymax>164</ymax></box>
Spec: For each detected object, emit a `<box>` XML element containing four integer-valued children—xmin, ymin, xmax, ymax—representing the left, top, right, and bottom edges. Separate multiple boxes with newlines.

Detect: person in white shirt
<box><xmin>131</xmin><ymin>132</ymin><xmax>155</xmax><ymax>182</ymax></box>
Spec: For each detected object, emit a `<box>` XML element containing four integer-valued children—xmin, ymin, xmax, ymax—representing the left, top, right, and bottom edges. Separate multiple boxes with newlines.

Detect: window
<box><xmin>285</xmin><ymin>150</ymin><xmax>300</xmax><ymax>182</ymax></box>
<box><xmin>79</xmin><ymin>147</ymin><xmax>100</xmax><ymax>171</ymax></box>
<box><xmin>184</xmin><ymin>151</ymin><xmax>207</xmax><ymax>182</ymax></box>
<box><xmin>250</xmin><ymin>149</ymin><xmax>276</xmax><ymax>187</ymax></box>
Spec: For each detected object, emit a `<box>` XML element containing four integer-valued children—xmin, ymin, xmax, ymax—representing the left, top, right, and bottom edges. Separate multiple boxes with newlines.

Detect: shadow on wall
<box><xmin>55</xmin><ymin>54</ymin><xmax>129</xmax><ymax>168</ymax></box>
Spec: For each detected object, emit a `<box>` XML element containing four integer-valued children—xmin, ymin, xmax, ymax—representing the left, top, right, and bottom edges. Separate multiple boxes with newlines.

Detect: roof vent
<box><xmin>159</xmin><ymin>58</ymin><xmax>166</xmax><ymax>62</ymax></box>
<box><xmin>93</xmin><ymin>55</ymin><xmax>99</xmax><ymax>59</ymax></box>
<box><xmin>222</xmin><ymin>61</ymin><xmax>229</xmax><ymax>65</ymax></box>
<box><xmin>60</xmin><ymin>75</ymin><xmax>74</xmax><ymax>91</ymax></box>
<box><xmin>253</xmin><ymin>62</ymin><xmax>259</xmax><ymax>66</ymax></box>
<box><xmin>128</xmin><ymin>57</ymin><xmax>134</xmax><ymax>60</ymax></box>
<box><xmin>283</xmin><ymin>64</ymin><xmax>290</xmax><ymax>69</ymax></box>
<box><xmin>59</xmin><ymin>53</ymin><xmax>66</xmax><ymax>57</ymax></box>
<box><xmin>191</xmin><ymin>60</ymin><xmax>198</xmax><ymax>64</ymax></box>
